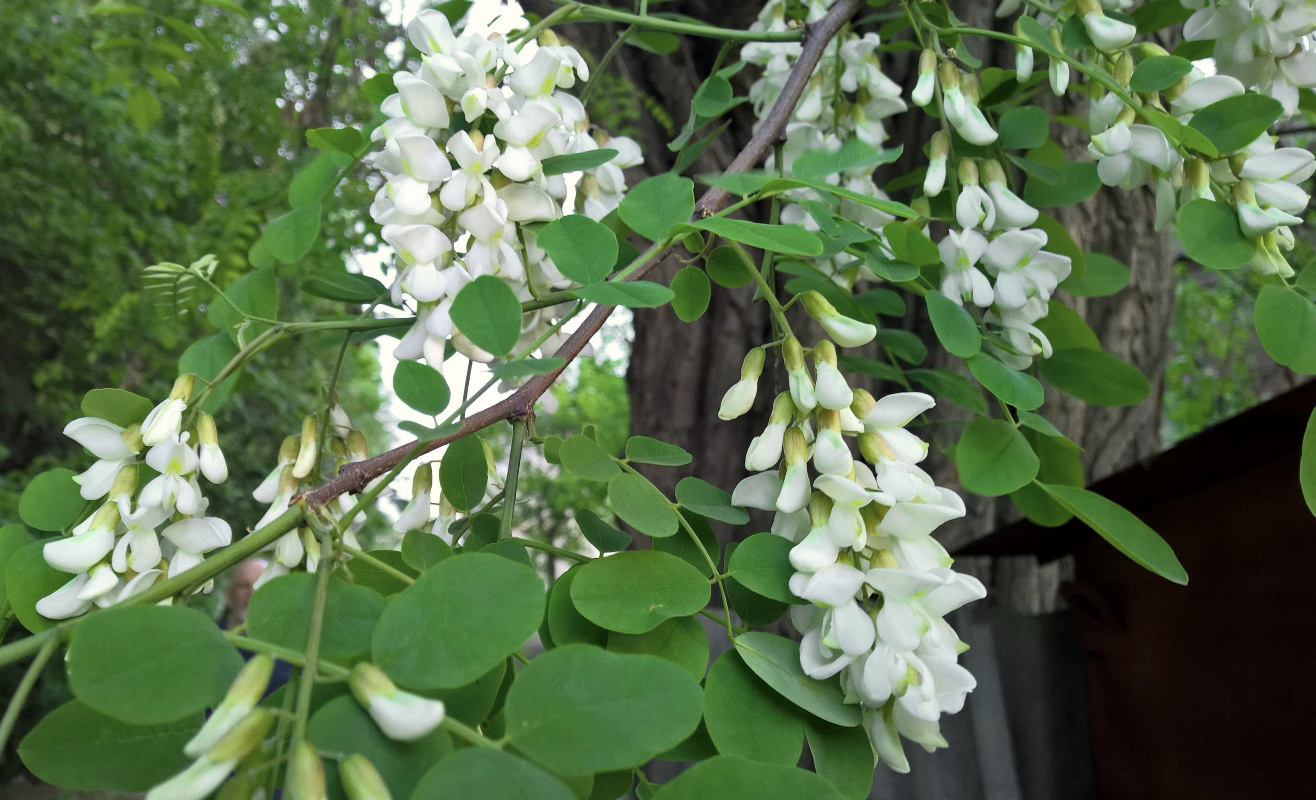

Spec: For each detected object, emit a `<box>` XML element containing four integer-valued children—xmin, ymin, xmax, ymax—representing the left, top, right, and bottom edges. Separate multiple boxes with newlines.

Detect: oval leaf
<box><xmin>955</xmin><ymin>417</ymin><xmax>1040</xmax><ymax>497</ymax></box>
<box><xmin>538</xmin><ymin>215</ymin><xmax>618</xmax><ymax>285</ymax></box>
<box><xmin>1038</xmin><ymin>484</ymin><xmax>1188</xmax><ymax>584</ymax></box>
<box><xmin>608</xmin><ymin>472</ymin><xmax>679</xmax><ymax>538</ymax></box>
<box><xmin>732</xmin><ymin>632</ymin><xmax>861</xmax><ymax>727</ymax></box>
<box><xmin>1039</xmin><ymin>348</ymin><xmax>1151</xmax><ymax>406</ymax></box>
<box><xmin>571</xmin><ymin>550</ymin><xmax>711</xmax><ymax>634</ymax></box>
<box><xmin>450</xmin><ymin>275</ymin><xmax>522</xmax><ymax>357</ymax></box>
<box><xmin>1255</xmin><ymin>285</ymin><xmax>1316</xmax><ymax>375</ymax></box>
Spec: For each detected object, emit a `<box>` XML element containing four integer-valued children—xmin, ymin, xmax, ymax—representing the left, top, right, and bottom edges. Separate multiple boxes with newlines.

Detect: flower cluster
<box><xmin>250</xmin><ymin>405</ymin><xmax>368</xmax><ymax>587</ymax></box>
<box><xmin>723</xmin><ymin>305</ymin><xmax>985</xmax><ymax>772</ymax></box>
<box><xmin>39</xmin><ymin>377</ymin><xmax>233</xmax><ymax>619</ymax></box>
<box><xmin>744</xmin><ymin>0</ymin><xmax>908</xmax><ymax>285</ymax></box>
<box><xmin>1182</xmin><ymin>0</ymin><xmax>1316</xmax><ymax>113</ymax></box>
<box><xmin>370</xmin><ymin>10</ymin><xmax>642</xmax><ymax>366</ymax></box>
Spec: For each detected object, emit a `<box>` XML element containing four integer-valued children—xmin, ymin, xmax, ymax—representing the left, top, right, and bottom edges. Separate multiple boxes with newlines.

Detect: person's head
<box><xmin>226</xmin><ymin>559</ymin><xmax>268</xmax><ymax>620</ymax></box>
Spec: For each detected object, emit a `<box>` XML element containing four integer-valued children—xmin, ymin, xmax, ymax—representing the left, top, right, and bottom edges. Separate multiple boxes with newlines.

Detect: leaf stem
<box><xmin>0</xmin><ymin>634</ymin><xmax>58</xmax><ymax>752</ymax></box>
<box><xmin>340</xmin><ymin>544</ymin><xmax>416</xmax><ymax>586</ymax></box>
<box><xmin>500</xmin><ymin>419</ymin><xmax>528</xmax><ymax>541</ymax></box>
<box><xmin>288</xmin><ymin>530</ymin><xmax>333</xmax><ymax>763</ymax></box>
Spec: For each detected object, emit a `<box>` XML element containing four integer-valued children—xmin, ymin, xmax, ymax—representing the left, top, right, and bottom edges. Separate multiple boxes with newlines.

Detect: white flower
<box><xmin>64</xmin><ymin>417</ymin><xmax>139</xmax><ymax>500</ymax></box>
<box><xmin>141</xmin><ymin>398</ymin><xmax>186</xmax><ymax>447</ymax></box>
<box><xmin>776</xmin><ymin>459</ymin><xmax>812</xmax><ymax>514</ymax></box>
<box><xmin>812</xmin><ymin>427</ymin><xmax>853</xmax><ymax>475</ymax></box>
<box><xmin>350</xmin><ymin>664</ymin><xmax>446</xmax><ymax>742</ymax></box>
<box><xmin>862</xmin><ymin>393</ymin><xmax>934</xmax><ymax>464</ymax></box>
<box><xmin>732</xmin><ymin>472</ymin><xmax>784</xmax><ymax>511</ymax></box>
<box><xmin>111</xmin><ymin>504</ymin><xmax>170</xmax><ymax>574</ymax></box>
<box><xmin>1083</xmin><ymin>12</ymin><xmax>1136</xmax><ymax>51</ymax></box>
<box><xmin>813</xmin><ymin>361</ymin><xmax>854</xmax><ymax>411</ymax></box>
<box><xmin>939</xmin><ymin>229</ymin><xmax>994</xmax><ymax>308</ymax></box>
<box><xmin>981</xmin><ymin>228</ymin><xmax>1072</xmax><ymax>308</ymax></box>
<box><xmin>35</xmin><ymin>574</ymin><xmax>93</xmax><ymax>620</ymax></box>
<box><xmin>184</xmin><ymin>655</ymin><xmax>273</xmax><ymax>757</ymax></box>
<box><xmin>148</xmin><ymin>711</ymin><xmax>273</xmax><ymax>800</ymax></box>
<box><xmin>139</xmin><ymin>433</ymin><xmax>201</xmax><ymax>515</ymax></box>
<box><xmin>789</xmin><ymin>562</ymin><xmax>866</xmax><ymax>607</ymax></box>
<box><xmin>44</xmin><ymin>504</ymin><xmax>118</xmax><ymax>574</ymax></box>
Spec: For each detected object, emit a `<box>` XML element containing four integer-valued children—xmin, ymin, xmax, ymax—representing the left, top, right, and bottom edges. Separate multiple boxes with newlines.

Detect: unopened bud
<box><xmin>168</xmin><ymin>374</ymin><xmax>196</xmax><ymax>403</ymax></box>
<box><xmin>1114</xmin><ymin>52</ymin><xmax>1134</xmax><ymax>87</ymax></box>
<box><xmin>808</xmin><ymin>492</ymin><xmax>833</xmax><ymax>528</ymax></box>
<box><xmin>209</xmin><ymin>709</ymin><xmax>274</xmax><ymax>764</ymax></box>
<box><xmin>958</xmin><ymin>159</ymin><xmax>980</xmax><ymax>186</ymax></box>
<box><xmin>871</xmin><ymin>548</ymin><xmax>900</xmax><ymax>569</ymax></box>
<box><xmin>930</xmin><ymin>131</ymin><xmax>950</xmax><ymax>160</ymax></box>
<box><xmin>782</xmin><ymin>336</ymin><xmax>806</xmax><ymax>372</ymax></box>
<box><xmin>740</xmin><ymin>348</ymin><xmax>766</xmax><ymax>380</ymax></box>
<box><xmin>184</xmin><ymin>655</ymin><xmax>274</xmax><ymax>757</ymax></box>
<box><xmin>937</xmin><ymin>61</ymin><xmax>960</xmax><ymax>91</ymax></box>
<box><xmin>768</xmin><ymin>392</ymin><xmax>796</xmax><ymax>425</ymax></box>
<box><xmin>348</xmin><ymin>430</ymin><xmax>369</xmax><ymax>461</ymax></box>
<box><xmin>292</xmin><ymin>416</ymin><xmax>319</xmax><ymax>479</ymax></box>
<box><xmin>288</xmin><ymin>742</ymin><xmax>327</xmax><ymax>800</ymax></box>
<box><xmin>109</xmin><ymin>465</ymin><xmax>139</xmax><ymax>503</ymax></box>
<box><xmin>413</xmin><ymin>463</ymin><xmax>433</xmax><ymax>496</ymax></box>
<box><xmin>278</xmin><ymin>434</ymin><xmax>300</xmax><ymax>465</ymax></box>
<box><xmin>782</xmin><ymin>427</ymin><xmax>809</xmax><ymax>465</ymax></box>
<box><xmin>813</xmin><ymin>339</ymin><xmax>839</xmax><ymax>367</ymax></box>
<box><xmin>341</xmin><ymin>755</ymin><xmax>392</xmax><ymax>800</ymax></box>
<box><xmin>850</xmin><ymin>388</ymin><xmax>877</xmax><ymax>419</ymax></box>
<box><xmin>121</xmin><ymin>423</ymin><xmax>144</xmax><ymax>454</ymax></box>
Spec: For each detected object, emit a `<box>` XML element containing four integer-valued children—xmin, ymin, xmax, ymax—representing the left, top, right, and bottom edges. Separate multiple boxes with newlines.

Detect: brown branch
<box><xmin>300</xmin><ymin>0</ymin><xmax>863</xmax><ymax>508</ymax></box>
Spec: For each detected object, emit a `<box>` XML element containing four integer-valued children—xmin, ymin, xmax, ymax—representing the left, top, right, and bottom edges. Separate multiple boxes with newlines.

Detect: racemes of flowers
<box><xmin>743</xmin><ymin>0</ymin><xmax>909</xmax><ymax>286</ymax></box>
<box><xmin>724</xmin><ymin>300</ymin><xmax>985</xmax><ymax>773</ymax></box>
<box><xmin>38</xmin><ymin>377</ymin><xmax>234</xmax><ymax>619</ymax></box>
<box><xmin>370</xmin><ymin>10</ymin><xmax>642</xmax><ymax>367</ymax></box>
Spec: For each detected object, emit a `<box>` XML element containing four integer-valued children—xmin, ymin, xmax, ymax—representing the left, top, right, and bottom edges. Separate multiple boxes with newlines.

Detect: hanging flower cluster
<box><xmin>250</xmin><ymin>404</ymin><xmax>368</xmax><ymax>587</ymax></box>
<box><xmin>39</xmin><ymin>377</ymin><xmax>233</xmax><ymax>619</ymax></box>
<box><xmin>724</xmin><ymin>301</ymin><xmax>985</xmax><ymax>772</ymax></box>
<box><xmin>743</xmin><ymin>0</ymin><xmax>908</xmax><ymax>285</ymax></box>
<box><xmin>370</xmin><ymin>10</ymin><xmax>643</xmax><ymax>366</ymax></box>
<box><xmin>1182</xmin><ymin>0</ymin><xmax>1316</xmax><ymax>113</ymax></box>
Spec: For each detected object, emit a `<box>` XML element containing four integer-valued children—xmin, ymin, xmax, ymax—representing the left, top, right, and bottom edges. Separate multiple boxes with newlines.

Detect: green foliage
<box><xmin>571</xmin><ymin>551</ymin><xmax>711</xmax><ymax>634</ymax></box>
<box><xmin>247</xmin><ymin>574</ymin><xmax>386</xmax><ymax>661</ymax></box>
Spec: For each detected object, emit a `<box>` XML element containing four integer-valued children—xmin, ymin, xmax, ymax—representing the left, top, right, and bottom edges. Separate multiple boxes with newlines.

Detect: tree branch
<box><xmin>299</xmin><ymin>0</ymin><xmax>863</xmax><ymax>509</ymax></box>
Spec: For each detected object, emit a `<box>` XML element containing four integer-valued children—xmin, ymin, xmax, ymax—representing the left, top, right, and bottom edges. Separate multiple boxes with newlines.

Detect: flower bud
<box><xmin>148</xmin><ymin>711</ymin><xmax>273</xmax><ymax>800</ymax></box>
<box><xmin>1080</xmin><ymin>0</ymin><xmax>1137</xmax><ymax>51</ymax></box>
<box><xmin>288</xmin><ymin>742</ymin><xmax>327</xmax><ymax>800</ymax></box>
<box><xmin>782</xmin><ymin>337</ymin><xmax>817</xmax><ymax>411</ymax></box>
<box><xmin>1014</xmin><ymin>27</ymin><xmax>1034</xmax><ymax>82</ymax></box>
<box><xmin>348</xmin><ymin>430</ymin><xmax>369</xmax><ymax>462</ymax></box>
<box><xmin>196</xmin><ymin>413</ymin><xmax>228</xmax><ymax>485</ymax></box>
<box><xmin>184</xmin><ymin>655</ymin><xmax>274</xmax><ymax>757</ymax></box>
<box><xmin>350</xmin><ymin>663</ymin><xmax>446</xmax><ymax>742</ymax></box>
<box><xmin>924</xmin><ymin>132</ymin><xmax>950</xmax><ymax>198</ymax></box>
<box><xmin>141</xmin><ymin>376</ymin><xmax>194</xmax><ymax>447</ymax></box>
<box><xmin>813</xmin><ymin>411</ymin><xmax>853</xmax><ymax>476</ymax></box>
<box><xmin>938</xmin><ymin>62</ymin><xmax>964</xmax><ymax>126</ymax></box>
<box><xmin>718</xmin><ymin>349</ymin><xmax>764</xmax><ymax>421</ymax></box>
<box><xmin>912</xmin><ymin>50</ymin><xmax>937</xmax><ymax>107</ymax></box>
<box><xmin>1048</xmin><ymin>31</ymin><xmax>1069</xmax><ymax>95</ymax></box>
<box><xmin>777</xmin><ymin>428</ymin><xmax>812</xmax><ymax>514</ymax></box>
<box><xmin>341</xmin><ymin>755</ymin><xmax>393</xmax><ymax>800</ymax></box>
<box><xmin>394</xmin><ymin>464</ymin><xmax>434</xmax><ymax>533</ymax></box>
<box><xmin>292</xmin><ymin>416</ymin><xmax>320</xmax><ymax>479</ymax></box>
<box><xmin>803</xmin><ymin>293</ymin><xmax>877</xmax><ymax>348</ymax></box>
<box><xmin>1114</xmin><ymin>52</ymin><xmax>1134</xmax><ymax>87</ymax></box>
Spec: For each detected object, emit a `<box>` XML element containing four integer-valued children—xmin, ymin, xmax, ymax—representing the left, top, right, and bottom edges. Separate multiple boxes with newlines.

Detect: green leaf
<box><xmin>547</xmin><ymin>564</ymin><xmax>608</xmax><ymax>647</ymax></box>
<box><xmin>307</xmin><ymin>695</ymin><xmax>451</xmax><ymax>799</ymax></box>
<box><xmin>264</xmin><ymin>204</ymin><xmax>321</xmax><ymax>264</ymax></box>
<box><xmin>575</xmin><ymin>509</ymin><xmax>631</xmax><ymax>552</ymax></box>
<box><xmin>854</xmin><ymin>288</ymin><xmax>907</xmax><ymax>317</ymax></box>
<box><xmin>1062</xmin><ymin>252</ymin><xmax>1129</xmax><ymax>297</ymax></box>
<box><xmin>68</xmin><ymin>606</ymin><xmax>242</xmax><ymax>724</ymax></box>
<box><xmin>1187</xmin><ymin>94</ymin><xmax>1284</xmax><ymax>155</ymax></box>
<box><xmin>450</xmin><ymin>275</ymin><xmax>522</xmax><ymax>357</ymax></box>
<box><xmin>626</xmin><ymin>436</ymin><xmax>692</xmax><ymax>466</ymax></box>
<box><xmin>882</xmin><ymin>221</ymin><xmax>940</xmax><ymax>266</ymax></box>
<box><xmin>0</xmin><ymin>525</ymin><xmax>31</xmax><ymax>606</ymax></box>
<box><xmin>80</xmin><ymin>388</ymin><xmax>152</xmax><ymax>427</ymax></box>
<box><xmin>127</xmin><ymin>86</ymin><xmax>161</xmax><ymax>131</ymax></box>
<box><xmin>693</xmin><ymin>75</ymin><xmax>736</xmax><ymax>117</ymax></box>
<box><xmin>372</xmin><ymin>553</ymin><xmax>546</xmax><ymax>689</ymax></box>
<box><xmin>675</xmin><ymin>477</ymin><xmax>749</xmax><ymax>524</ymax></box>
<box><xmin>489</xmin><ymin>358</ymin><xmax>566</xmax><ymax>381</ymax></box>
<box><xmin>793</xmin><ymin>139</ymin><xmax>901</xmax><ymax>180</ymax></box>
<box><xmin>361</xmin><ymin>72</ymin><xmax>398</xmax><ymax>104</ymax></box>
<box><xmin>908</xmin><ymin>368</ymin><xmax>987</xmax><ymax>415</ymax></box>
<box><xmin>926</xmin><ymin>290</ymin><xmax>982</xmax><ymax>358</ymax></box>
<box><xmin>805</xmin><ymin>720</ymin><xmax>875</xmax><ymax>800</ymax></box>
<box><xmin>692</xmin><ymin>218</ymin><xmax>822</xmax><ymax>256</ymax></box>
<box><xmin>656</xmin><ymin>511</ymin><xmax>720</xmax><ymax>578</ymax></box>
<box><xmin>306</xmin><ymin>126</ymin><xmax>363</xmax><ymax>153</ymax></box>
<box><xmin>1129</xmin><ymin>55</ymin><xmax>1193</xmax><ymax>92</ymax></box>
<box><xmin>505</xmin><ymin>644</ymin><xmax>703</xmax><ymax>775</ymax></box>
<box><xmin>19</xmin><ymin>468</ymin><xmax>85</xmax><ymax>531</ymax></box>
<box><xmin>671</xmin><ymin>267</ymin><xmax>712</xmax><ymax>322</ymax></box>
<box><xmin>179</xmin><ymin>333</ymin><xmax>240</xmax><ymax>410</ymax></box>
<box><xmin>1038</xmin><ymin>484</ymin><xmax>1188</xmax><ymax>584</ymax></box>
<box><xmin>1176</xmin><ymin>199</ymin><xmax>1256</xmax><ymax>270</ymax></box>
<box><xmin>301</xmin><ymin>268</ymin><xmax>388</xmax><ymax>303</ymax></box>
<box><xmin>538</xmin><ymin>215</ymin><xmax>618</xmax><ymax>285</ymax></box>
<box><xmin>727</xmin><ymin>533</ymin><xmax>800</xmax><ymax>604</ymax></box>
<box><xmin>560</xmin><ymin>434</ymin><xmax>620</xmax><ymax>482</ymax></box>
<box><xmin>1023</xmin><ymin>161</ymin><xmax>1101</xmax><ymax>208</ymax></box>
<box><xmin>966</xmin><ymin>353</ymin><xmax>1044</xmax><ymax>410</ymax></box>
<box><xmin>402</xmin><ymin>530</ymin><xmax>453</xmax><ymax>572</ymax></box>
<box><xmin>705</xmin><ymin>245</ymin><xmax>755</xmax><ymax>288</ymax></box>
<box><xmin>393</xmin><ymin>360</ymin><xmax>450</xmax><ymax>416</ymax></box>
<box><xmin>704</xmin><ymin>651</ymin><xmax>805</xmax><ymax>765</ymax></box>
<box><xmin>628</xmin><ymin>30</ymin><xmax>680</xmax><ymax>54</ymax></box>
<box><xmin>288</xmin><ymin>153</ymin><xmax>340</xmax><ymax>209</ymax></box>
<box><xmin>607</xmin><ymin>616</ymin><xmax>709</xmax><ymax>682</ymax></box>
<box><xmin>608</xmin><ymin>473</ymin><xmax>680</xmax><ymax>538</ymax></box>
<box><xmin>955</xmin><ymin>417</ymin><xmax>1040</xmax><ymax>497</ymax></box>
<box><xmin>247</xmin><ymin>574</ymin><xmax>386</xmax><ymax>661</ymax></box>
<box><xmin>873</xmin><ymin>329</ymin><xmax>927</xmax><ymax>365</ymax></box>
<box><xmin>1017</xmin><ymin>15</ymin><xmax>1053</xmax><ymax>49</ymax></box>
<box><xmin>573</xmin><ymin>280</ymin><xmax>675</xmax><ymax>308</ymax></box>
<box><xmin>1255</xmin><ymin>285</ymin><xmax>1316</xmax><ymax>374</ymax></box>
<box><xmin>1302</xmin><ymin>409</ymin><xmax>1316</xmax><ymax>517</ymax></box>
<box><xmin>347</xmin><ymin>549</ymin><xmax>419</xmax><ymax>596</ymax></box>
<box><xmin>6</xmin><ymin>539</ymin><xmax>67</xmax><ymax>634</ymax></box>
<box><xmin>653</xmin><ymin>755</ymin><xmax>845</xmax><ymax>800</ymax></box>
<box><xmin>1010</xmin><ymin>427</ymin><xmax>1084</xmax><ymax>526</ymax></box>
<box><xmin>540</xmin><ymin>148</ymin><xmax>618</xmax><ymax>176</ymax></box>
<box><xmin>209</xmin><ymin>267</ymin><xmax>278</xmax><ymax>345</ymax></box>
<box><xmin>997</xmin><ymin>106</ymin><xmax>1049</xmax><ymax>150</ymax></box>
<box><xmin>19</xmin><ymin>702</ymin><xmax>198</xmax><ymax>792</ymax></box>
<box><xmin>1033</xmin><ymin>303</ymin><xmax>1099</xmax><ymax>351</ymax></box>
<box><xmin>619</xmin><ymin>174</ymin><xmax>695</xmax><ymax>242</ymax></box>
<box><xmin>1132</xmin><ymin>0</ymin><xmax>1193</xmax><ymax>32</ymax></box>
<box><xmin>414</xmin><ymin>748</ymin><xmax>576</xmax><ymax>800</ymax></box>
<box><xmin>733</xmin><ymin>633</ymin><xmax>860</xmax><ymax>726</ymax></box>
<box><xmin>439</xmin><ymin>436</ymin><xmax>488</xmax><ymax>511</ymax></box>
<box><xmin>571</xmin><ymin>551</ymin><xmax>710</xmax><ymax>634</ymax></box>
<box><xmin>1039</xmin><ymin>348</ymin><xmax>1151</xmax><ymax>406</ymax></box>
